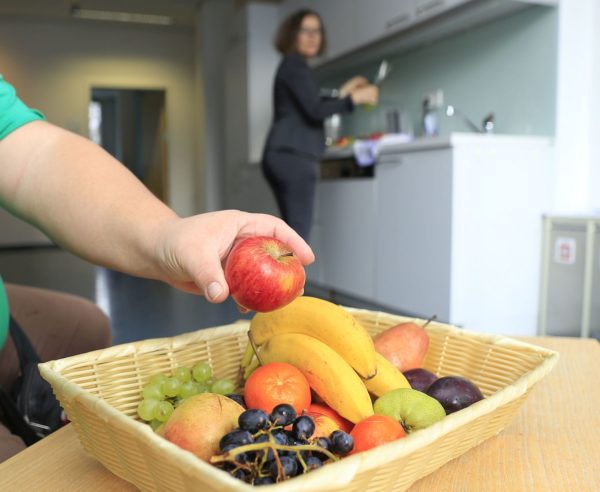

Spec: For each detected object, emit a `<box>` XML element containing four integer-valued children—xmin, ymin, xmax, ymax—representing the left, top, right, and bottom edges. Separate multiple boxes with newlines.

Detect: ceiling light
<box><xmin>70</xmin><ymin>5</ymin><xmax>173</xmax><ymax>26</ymax></box>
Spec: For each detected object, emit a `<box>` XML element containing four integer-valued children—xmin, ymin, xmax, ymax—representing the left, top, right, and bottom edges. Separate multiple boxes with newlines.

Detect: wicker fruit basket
<box><xmin>39</xmin><ymin>308</ymin><xmax>558</xmax><ymax>492</ymax></box>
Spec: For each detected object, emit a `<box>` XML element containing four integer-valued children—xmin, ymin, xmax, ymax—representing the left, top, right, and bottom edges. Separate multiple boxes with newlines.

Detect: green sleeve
<box><xmin>0</xmin><ymin>76</ymin><xmax>45</xmax><ymax>349</ymax></box>
<box><xmin>0</xmin><ymin>74</ymin><xmax>45</xmax><ymax>140</ymax></box>
<box><xmin>0</xmin><ymin>278</ymin><xmax>8</xmax><ymax>350</ymax></box>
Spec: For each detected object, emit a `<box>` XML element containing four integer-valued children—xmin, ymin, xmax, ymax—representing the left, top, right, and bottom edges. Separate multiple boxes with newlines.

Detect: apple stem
<box><xmin>279</xmin><ymin>252</ymin><xmax>294</xmax><ymax>258</ymax></box>
<box><xmin>422</xmin><ymin>314</ymin><xmax>437</xmax><ymax>329</ymax></box>
<box><xmin>248</xmin><ymin>331</ymin><xmax>264</xmax><ymax>367</ymax></box>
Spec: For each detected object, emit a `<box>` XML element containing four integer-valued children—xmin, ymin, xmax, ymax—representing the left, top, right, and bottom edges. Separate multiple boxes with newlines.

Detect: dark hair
<box><xmin>274</xmin><ymin>9</ymin><xmax>327</xmax><ymax>56</ymax></box>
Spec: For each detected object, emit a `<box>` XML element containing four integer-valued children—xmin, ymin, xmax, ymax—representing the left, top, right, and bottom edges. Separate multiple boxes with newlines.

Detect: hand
<box><xmin>339</xmin><ymin>76</ymin><xmax>369</xmax><ymax>97</ymax></box>
<box><xmin>152</xmin><ymin>210</ymin><xmax>315</xmax><ymax>304</ymax></box>
<box><xmin>350</xmin><ymin>84</ymin><xmax>379</xmax><ymax>106</ymax></box>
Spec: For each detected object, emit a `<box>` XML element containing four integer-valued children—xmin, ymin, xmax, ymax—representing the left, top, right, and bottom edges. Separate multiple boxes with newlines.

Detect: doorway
<box><xmin>89</xmin><ymin>88</ymin><xmax>168</xmax><ymax>202</ymax></box>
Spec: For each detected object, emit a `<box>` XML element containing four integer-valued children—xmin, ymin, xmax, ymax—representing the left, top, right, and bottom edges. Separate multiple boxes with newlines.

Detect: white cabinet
<box><xmin>314</xmin><ymin>134</ymin><xmax>554</xmax><ymax>336</ymax></box>
<box><xmin>277</xmin><ymin>0</ymin><xmax>557</xmax><ymax>73</ymax></box>
<box><xmin>414</xmin><ymin>0</ymin><xmax>469</xmax><ymax>22</ymax></box>
<box><xmin>312</xmin><ymin>178</ymin><xmax>378</xmax><ymax>300</ymax></box>
<box><xmin>355</xmin><ymin>0</ymin><xmax>416</xmax><ymax>47</ymax></box>
<box><xmin>374</xmin><ymin>150</ymin><xmax>453</xmax><ymax>318</ymax></box>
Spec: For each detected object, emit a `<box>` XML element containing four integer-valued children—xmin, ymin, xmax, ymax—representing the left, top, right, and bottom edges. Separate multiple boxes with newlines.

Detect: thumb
<box><xmin>189</xmin><ymin>251</ymin><xmax>230</xmax><ymax>304</ymax></box>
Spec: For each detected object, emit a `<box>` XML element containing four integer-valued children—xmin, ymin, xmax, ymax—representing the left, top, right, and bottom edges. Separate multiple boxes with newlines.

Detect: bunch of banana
<box><xmin>241</xmin><ymin>296</ymin><xmax>411</xmax><ymax>424</ymax></box>
<box><xmin>362</xmin><ymin>352</ymin><xmax>411</xmax><ymax>397</ymax></box>
<box><xmin>247</xmin><ymin>296</ymin><xmax>377</xmax><ymax>379</ymax></box>
<box><xmin>258</xmin><ymin>333</ymin><xmax>374</xmax><ymax>423</ymax></box>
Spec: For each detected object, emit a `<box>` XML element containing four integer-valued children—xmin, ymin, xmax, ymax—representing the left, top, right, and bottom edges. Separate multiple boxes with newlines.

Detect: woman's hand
<box><xmin>350</xmin><ymin>84</ymin><xmax>380</xmax><ymax>106</ymax></box>
<box><xmin>339</xmin><ymin>76</ymin><xmax>369</xmax><ymax>98</ymax></box>
<box><xmin>153</xmin><ymin>210</ymin><xmax>315</xmax><ymax>303</ymax></box>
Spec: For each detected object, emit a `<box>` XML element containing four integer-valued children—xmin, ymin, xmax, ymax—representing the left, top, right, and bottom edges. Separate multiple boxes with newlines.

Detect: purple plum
<box><xmin>426</xmin><ymin>376</ymin><xmax>484</xmax><ymax>415</ymax></box>
<box><xmin>403</xmin><ymin>368</ymin><xmax>438</xmax><ymax>392</ymax></box>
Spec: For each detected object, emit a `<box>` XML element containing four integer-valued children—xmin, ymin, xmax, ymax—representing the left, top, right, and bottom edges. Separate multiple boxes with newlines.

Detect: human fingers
<box><xmin>236</xmin><ymin>213</ymin><xmax>315</xmax><ymax>265</ymax></box>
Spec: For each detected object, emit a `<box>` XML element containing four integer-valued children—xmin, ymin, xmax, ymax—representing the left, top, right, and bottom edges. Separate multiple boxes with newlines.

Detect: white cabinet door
<box><xmin>355</xmin><ymin>0</ymin><xmax>416</xmax><ymax>46</ymax></box>
<box><xmin>316</xmin><ymin>178</ymin><xmax>377</xmax><ymax>300</ymax></box>
<box><xmin>374</xmin><ymin>151</ymin><xmax>453</xmax><ymax>318</ymax></box>
<box><xmin>414</xmin><ymin>0</ymin><xmax>473</xmax><ymax>23</ymax></box>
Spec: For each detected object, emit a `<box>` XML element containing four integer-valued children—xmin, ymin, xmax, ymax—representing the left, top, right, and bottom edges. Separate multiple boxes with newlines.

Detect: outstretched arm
<box><xmin>0</xmin><ymin>121</ymin><xmax>314</xmax><ymax>302</ymax></box>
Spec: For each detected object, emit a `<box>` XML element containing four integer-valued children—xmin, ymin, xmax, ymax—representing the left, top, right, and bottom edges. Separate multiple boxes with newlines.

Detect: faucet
<box><xmin>446</xmin><ymin>105</ymin><xmax>495</xmax><ymax>134</ymax></box>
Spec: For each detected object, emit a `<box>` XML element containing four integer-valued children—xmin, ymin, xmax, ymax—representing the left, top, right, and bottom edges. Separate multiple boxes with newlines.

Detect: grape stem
<box><xmin>210</xmin><ymin>442</ymin><xmax>339</xmax><ymax>465</ymax></box>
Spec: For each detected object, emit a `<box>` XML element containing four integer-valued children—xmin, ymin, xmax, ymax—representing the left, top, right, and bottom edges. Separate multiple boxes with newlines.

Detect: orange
<box><xmin>244</xmin><ymin>362</ymin><xmax>311</xmax><ymax>415</ymax></box>
<box><xmin>350</xmin><ymin>415</ymin><xmax>406</xmax><ymax>454</ymax></box>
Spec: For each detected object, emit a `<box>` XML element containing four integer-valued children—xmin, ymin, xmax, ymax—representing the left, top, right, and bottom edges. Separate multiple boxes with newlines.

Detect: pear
<box><xmin>373</xmin><ymin>322</ymin><xmax>430</xmax><ymax>372</ymax></box>
<box><xmin>373</xmin><ymin>388</ymin><xmax>445</xmax><ymax>432</ymax></box>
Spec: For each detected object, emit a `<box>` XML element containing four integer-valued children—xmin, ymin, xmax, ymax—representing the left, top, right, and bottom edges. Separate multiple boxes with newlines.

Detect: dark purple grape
<box><xmin>268</xmin><ymin>455</ymin><xmax>298</xmax><ymax>479</ymax></box>
<box><xmin>232</xmin><ymin>468</ymin><xmax>250</xmax><ymax>481</ymax></box>
<box><xmin>219</xmin><ymin>461</ymin><xmax>236</xmax><ymax>472</ymax></box>
<box><xmin>255</xmin><ymin>433</ymin><xmax>275</xmax><ymax>461</ymax></box>
<box><xmin>219</xmin><ymin>429</ymin><xmax>253</xmax><ymax>451</ymax></box>
<box><xmin>426</xmin><ymin>376</ymin><xmax>484</xmax><ymax>414</ymax></box>
<box><xmin>329</xmin><ymin>430</ymin><xmax>354</xmax><ymax>456</ymax></box>
<box><xmin>292</xmin><ymin>415</ymin><xmax>315</xmax><ymax>440</ymax></box>
<box><xmin>270</xmin><ymin>429</ymin><xmax>290</xmax><ymax>446</ymax></box>
<box><xmin>305</xmin><ymin>455</ymin><xmax>323</xmax><ymax>470</ymax></box>
<box><xmin>226</xmin><ymin>393</ymin><xmax>247</xmax><ymax>408</ymax></box>
<box><xmin>403</xmin><ymin>368</ymin><xmax>438</xmax><ymax>392</ymax></box>
<box><xmin>270</xmin><ymin>404</ymin><xmax>296</xmax><ymax>426</ymax></box>
<box><xmin>256</xmin><ymin>433</ymin><xmax>270</xmax><ymax>443</ymax></box>
<box><xmin>311</xmin><ymin>436</ymin><xmax>331</xmax><ymax>460</ymax></box>
<box><xmin>221</xmin><ymin>443</ymin><xmax>253</xmax><ymax>463</ymax></box>
<box><xmin>239</xmin><ymin>409</ymin><xmax>270</xmax><ymax>433</ymax></box>
<box><xmin>254</xmin><ymin>477</ymin><xmax>275</xmax><ymax>485</ymax></box>
<box><xmin>314</xmin><ymin>436</ymin><xmax>331</xmax><ymax>451</ymax></box>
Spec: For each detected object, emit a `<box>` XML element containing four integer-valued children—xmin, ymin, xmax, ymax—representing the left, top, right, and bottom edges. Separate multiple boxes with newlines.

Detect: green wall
<box><xmin>324</xmin><ymin>6</ymin><xmax>558</xmax><ymax>138</ymax></box>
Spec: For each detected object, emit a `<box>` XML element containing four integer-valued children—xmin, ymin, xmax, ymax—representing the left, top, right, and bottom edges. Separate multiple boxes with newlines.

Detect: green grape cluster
<box><xmin>137</xmin><ymin>361</ymin><xmax>237</xmax><ymax>428</ymax></box>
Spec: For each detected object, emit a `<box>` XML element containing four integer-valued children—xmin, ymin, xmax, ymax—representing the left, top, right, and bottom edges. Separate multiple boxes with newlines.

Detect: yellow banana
<box><xmin>250</xmin><ymin>296</ymin><xmax>377</xmax><ymax>379</ymax></box>
<box><xmin>363</xmin><ymin>352</ymin><xmax>411</xmax><ymax>397</ymax></box>
<box><xmin>258</xmin><ymin>333</ymin><xmax>374</xmax><ymax>423</ymax></box>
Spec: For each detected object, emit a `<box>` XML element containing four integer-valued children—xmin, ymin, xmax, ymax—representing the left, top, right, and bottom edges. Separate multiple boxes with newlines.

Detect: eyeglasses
<box><xmin>298</xmin><ymin>27</ymin><xmax>322</xmax><ymax>36</ymax></box>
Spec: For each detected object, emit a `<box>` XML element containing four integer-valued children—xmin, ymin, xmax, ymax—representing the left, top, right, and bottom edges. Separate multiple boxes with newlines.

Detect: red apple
<box><xmin>224</xmin><ymin>236</ymin><xmax>305</xmax><ymax>312</ymax></box>
<box><xmin>306</xmin><ymin>412</ymin><xmax>340</xmax><ymax>438</ymax></box>
<box><xmin>308</xmin><ymin>403</ymin><xmax>353</xmax><ymax>433</ymax></box>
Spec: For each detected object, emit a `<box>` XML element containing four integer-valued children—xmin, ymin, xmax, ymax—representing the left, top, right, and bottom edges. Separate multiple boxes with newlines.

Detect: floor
<box><xmin>0</xmin><ymin>246</ymin><xmax>402</xmax><ymax>345</ymax></box>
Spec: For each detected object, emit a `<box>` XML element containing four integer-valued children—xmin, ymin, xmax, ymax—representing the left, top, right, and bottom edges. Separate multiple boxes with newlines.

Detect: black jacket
<box><xmin>263</xmin><ymin>54</ymin><xmax>354</xmax><ymax>159</ymax></box>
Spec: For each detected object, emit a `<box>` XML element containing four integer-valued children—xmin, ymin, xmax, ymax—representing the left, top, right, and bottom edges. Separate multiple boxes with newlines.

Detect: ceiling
<box><xmin>0</xmin><ymin>0</ymin><xmax>202</xmax><ymax>29</ymax></box>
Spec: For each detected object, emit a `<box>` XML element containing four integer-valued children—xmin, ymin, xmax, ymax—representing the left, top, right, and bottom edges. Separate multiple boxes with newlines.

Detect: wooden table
<box><xmin>0</xmin><ymin>337</ymin><xmax>598</xmax><ymax>491</ymax></box>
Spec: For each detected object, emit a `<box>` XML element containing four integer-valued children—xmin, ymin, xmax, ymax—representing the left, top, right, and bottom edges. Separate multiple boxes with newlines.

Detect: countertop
<box><xmin>0</xmin><ymin>336</ymin><xmax>597</xmax><ymax>491</ymax></box>
<box><xmin>322</xmin><ymin>132</ymin><xmax>554</xmax><ymax>161</ymax></box>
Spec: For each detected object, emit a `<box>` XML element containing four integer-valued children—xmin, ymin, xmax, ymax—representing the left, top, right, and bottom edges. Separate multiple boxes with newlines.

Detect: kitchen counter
<box><xmin>311</xmin><ymin>132</ymin><xmax>554</xmax><ymax>335</ymax></box>
<box><xmin>0</xmin><ymin>336</ymin><xmax>597</xmax><ymax>491</ymax></box>
<box><xmin>322</xmin><ymin>132</ymin><xmax>553</xmax><ymax>162</ymax></box>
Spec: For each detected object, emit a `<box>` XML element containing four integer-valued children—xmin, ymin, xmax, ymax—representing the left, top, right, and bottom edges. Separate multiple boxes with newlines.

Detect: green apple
<box><xmin>373</xmin><ymin>388</ymin><xmax>446</xmax><ymax>432</ymax></box>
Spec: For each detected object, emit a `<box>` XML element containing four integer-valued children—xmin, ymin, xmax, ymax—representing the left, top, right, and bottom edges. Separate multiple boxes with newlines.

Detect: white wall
<box><xmin>554</xmin><ymin>0</ymin><xmax>600</xmax><ymax>214</ymax></box>
<box><xmin>0</xmin><ymin>18</ymin><xmax>199</xmax><ymax>230</ymax></box>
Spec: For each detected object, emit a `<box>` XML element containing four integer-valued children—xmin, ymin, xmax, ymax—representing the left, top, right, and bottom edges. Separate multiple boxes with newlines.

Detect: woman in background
<box><xmin>263</xmin><ymin>9</ymin><xmax>379</xmax><ymax>241</ymax></box>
